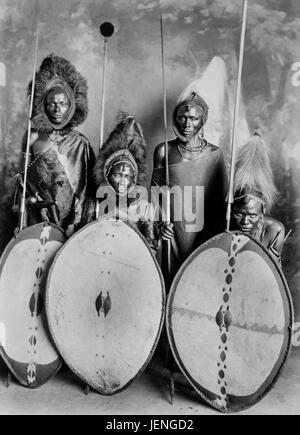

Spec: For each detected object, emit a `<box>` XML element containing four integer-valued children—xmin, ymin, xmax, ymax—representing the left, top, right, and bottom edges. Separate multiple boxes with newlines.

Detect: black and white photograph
<box><xmin>0</xmin><ymin>0</ymin><xmax>300</xmax><ymax>417</ymax></box>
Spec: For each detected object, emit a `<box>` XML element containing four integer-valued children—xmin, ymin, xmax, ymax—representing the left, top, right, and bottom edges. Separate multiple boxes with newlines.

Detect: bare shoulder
<box><xmin>264</xmin><ymin>216</ymin><xmax>285</xmax><ymax>253</ymax></box>
<box><xmin>153</xmin><ymin>140</ymin><xmax>177</xmax><ymax>168</ymax></box>
<box><xmin>265</xmin><ymin>217</ymin><xmax>285</xmax><ymax>236</ymax></box>
<box><xmin>21</xmin><ymin>129</ymin><xmax>39</xmax><ymax>150</ymax></box>
<box><xmin>154</xmin><ymin>142</ymin><xmax>166</xmax><ymax>158</ymax></box>
<box><xmin>153</xmin><ymin>142</ymin><xmax>166</xmax><ymax>169</ymax></box>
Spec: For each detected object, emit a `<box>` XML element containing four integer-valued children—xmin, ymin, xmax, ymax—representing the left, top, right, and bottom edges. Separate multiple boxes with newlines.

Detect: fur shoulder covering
<box><xmin>71</xmin><ymin>130</ymin><xmax>91</xmax><ymax>146</ymax></box>
<box><xmin>264</xmin><ymin>216</ymin><xmax>285</xmax><ymax>235</ymax></box>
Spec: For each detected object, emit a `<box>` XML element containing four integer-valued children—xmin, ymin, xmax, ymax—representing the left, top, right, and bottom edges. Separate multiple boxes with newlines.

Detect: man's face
<box><xmin>45</xmin><ymin>90</ymin><xmax>70</xmax><ymax>125</ymax></box>
<box><xmin>232</xmin><ymin>198</ymin><xmax>263</xmax><ymax>234</ymax></box>
<box><xmin>107</xmin><ymin>163</ymin><xmax>135</xmax><ymax>196</ymax></box>
<box><xmin>175</xmin><ymin>106</ymin><xmax>203</xmax><ymax>140</ymax></box>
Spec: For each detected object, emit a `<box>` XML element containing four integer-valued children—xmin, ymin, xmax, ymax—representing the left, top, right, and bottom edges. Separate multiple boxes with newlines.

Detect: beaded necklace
<box><xmin>177</xmin><ymin>138</ymin><xmax>208</xmax><ymax>160</ymax></box>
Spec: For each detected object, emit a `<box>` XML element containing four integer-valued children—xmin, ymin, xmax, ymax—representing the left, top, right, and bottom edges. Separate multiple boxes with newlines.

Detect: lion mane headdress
<box><xmin>28</xmin><ymin>54</ymin><xmax>88</xmax><ymax>133</ymax></box>
<box><xmin>93</xmin><ymin>113</ymin><xmax>147</xmax><ymax>189</ymax></box>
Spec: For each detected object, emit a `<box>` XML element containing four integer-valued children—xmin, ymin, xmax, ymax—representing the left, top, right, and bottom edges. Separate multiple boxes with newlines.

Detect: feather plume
<box><xmin>233</xmin><ymin>134</ymin><xmax>277</xmax><ymax>211</ymax></box>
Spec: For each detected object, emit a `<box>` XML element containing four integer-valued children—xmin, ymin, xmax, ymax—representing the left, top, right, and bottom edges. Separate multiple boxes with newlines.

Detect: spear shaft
<box><xmin>226</xmin><ymin>0</ymin><xmax>248</xmax><ymax>231</ymax></box>
<box><xmin>160</xmin><ymin>15</ymin><xmax>171</xmax><ymax>280</ymax></box>
<box><xmin>99</xmin><ymin>36</ymin><xmax>108</xmax><ymax>150</ymax></box>
<box><xmin>99</xmin><ymin>22</ymin><xmax>115</xmax><ymax>151</ymax></box>
<box><xmin>20</xmin><ymin>25</ymin><xmax>40</xmax><ymax>231</ymax></box>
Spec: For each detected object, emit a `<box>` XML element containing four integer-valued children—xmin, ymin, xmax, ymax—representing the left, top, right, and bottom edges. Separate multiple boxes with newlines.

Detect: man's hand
<box><xmin>13</xmin><ymin>226</ymin><xmax>27</xmax><ymax>238</ymax></box>
<box><xmin>159</xmin><ymin>222</ymin><xmax>175</xmax><ymax>241</ymax></box>
<box><xmin>66</xmin><ymin>224</ymin><xmax>76</xmax><ymax>238</ymax></box>
<box><xmin>13</xmin><ymin>227</ymin><xmax>20</xmax><ymax>238</ymax></box>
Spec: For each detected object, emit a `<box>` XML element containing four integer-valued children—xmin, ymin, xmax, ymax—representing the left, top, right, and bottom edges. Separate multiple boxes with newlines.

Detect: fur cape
<box><xmin>93</xmin><ymin>114</ymin><xmax>147</xmax><ymax>188</ymax></box>
<box><xmin>28</xmin><ymin>54</ymin><xmax>88</xmax><ymax>134</ymax></box>
<box><xmin>233</xmin><ymin>133</ymin><xmax>277</xmax><ymax>211</ymax></box>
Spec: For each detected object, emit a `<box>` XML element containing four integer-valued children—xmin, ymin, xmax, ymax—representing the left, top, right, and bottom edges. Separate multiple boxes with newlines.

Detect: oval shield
<box><xmin>46</xmin><ymin>219</ymin><xmax>165</xmax><ymax>395</ymax></box>
<box><xmin>0</xmin><ymin>223</ymin><xmax>65</xmax><ymax>388</ymax></box>
<box><xmin>166</xmin><ymin>232</ymin><xmax>293</xmax><ymax>413</ymax></box>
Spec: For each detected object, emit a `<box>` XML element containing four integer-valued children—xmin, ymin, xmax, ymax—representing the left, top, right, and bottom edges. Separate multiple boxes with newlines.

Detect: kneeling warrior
<box><xmin>82</xmin><ymin>114</ymin><xmax>158</xmax><ymax>251</ymax></box>
<box><xmin>231</xmin><ymin>132</ymin><xmax>285</xmax><ymax>263</ymax></box>
<box><xmin>14</xmin><ymin>54</ymin><xmax>95</xmax><ymax>236</ymax></box>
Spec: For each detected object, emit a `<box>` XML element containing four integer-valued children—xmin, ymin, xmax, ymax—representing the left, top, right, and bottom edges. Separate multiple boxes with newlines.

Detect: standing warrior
<box><xmin>82</xmin><ymin>114</ymin><xmax>158</xmax><ymax>252</ymax></box>
<box><xmin>231</xmin><ymin>132</ymin><xmax>285</xmax><ymax>263</ymax></box>
<box><xmin>14</xmin><ymin>54</ymin><xmax>95</xmax><ymax>236</ymax></box>
<box><xmin>152</xmin><ymin>92</ymin><xmax>228</xmax><ymax>278</ymax></box>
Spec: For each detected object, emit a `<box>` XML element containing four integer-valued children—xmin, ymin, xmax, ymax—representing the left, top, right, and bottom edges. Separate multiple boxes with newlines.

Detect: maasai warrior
<box><xmin>14</xmin><ymin>54</ymin><xmax>95</xmax><ymax>236</ymax></box>
<box><xmin>152</xmin><ymin>92</ymin><xmax>228</xmax><ymax>279</ymax></box>
<box><xmin>82</xmin><ymin>114</ymin><xmax>158</xmax><ymax>251</ymax></box>
<box><xmin>231</xmin><ymin>132</ymin><xmax>285</xmax><ymax>263</ymax></box>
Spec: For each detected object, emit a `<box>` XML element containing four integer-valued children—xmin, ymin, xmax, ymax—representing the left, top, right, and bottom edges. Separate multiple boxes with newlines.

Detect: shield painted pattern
<box><xmin>166</xmin><ymin>232</ymin><xmax>294</xmax><ymax>413</ymax></box>
<box><xmin>46</xmin><ymin>219</ymin><xmax>165</xmax><ymax>395</ymax></box>
<box><xmin>0</xmin><ymin>223</ymin><xmax>65</xmax><ymax>388</ymax></box>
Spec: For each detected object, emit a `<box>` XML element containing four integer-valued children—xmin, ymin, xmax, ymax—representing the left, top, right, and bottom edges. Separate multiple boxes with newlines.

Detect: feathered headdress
<box><xmin>93</xmin><ymin>114</ymin><xmax>147</xmax><ymax>189</ymax></box>
<box><xmin>175</xmin><ymin>56</ymin><xmax>250</xmax><ymax>147</ymax></box>
<box><xmin>233</xmin><ymin>132</ymin><xmax>277</xmax><ymax>212</ymax></box>
<box><xmin>28</xmin><ymin>54</ymin><xmax>88</xmax><ymax>133</ymax></box>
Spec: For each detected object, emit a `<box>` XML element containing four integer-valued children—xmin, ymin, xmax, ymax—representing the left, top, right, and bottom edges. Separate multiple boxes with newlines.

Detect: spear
<box><xmin>226</xmin><ymin>0</ymin><xmax>248</xmax><ymax>231</ymax></box>
<box><xmin>99</xmin><ymin>21</ymin><xmax>115</xmax><ymax>151</ymax></box>
<box><xmin>160</xmin><ymin>14</ymin><xmax>174</xmax><ymax>405</ymax></box>
<box><xmin>20</xmin><ymin>25</ymin><xmax>40</xmax><ymax>231</ymax></box>
<box><xmin>95</xmin><ymin>22</ymin><xmax>115</xmax><ymax>220</ymax></box>
<box><xmin>160</xmin><ymin>15</ymin><xmax>171</xmax><ymax>282</ymax></box>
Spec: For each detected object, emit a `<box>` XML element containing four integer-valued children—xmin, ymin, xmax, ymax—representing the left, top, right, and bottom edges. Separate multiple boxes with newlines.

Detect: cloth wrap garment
<box><xmin>152</xmin><ymin>145</ymin><xmax>227</xmax><ymax>279</ymax></box>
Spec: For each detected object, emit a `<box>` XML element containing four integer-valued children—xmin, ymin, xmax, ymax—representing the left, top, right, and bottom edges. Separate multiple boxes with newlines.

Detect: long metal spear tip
<box><xmin>100</xmin><ymin>22</ymin><xmax>115</xmax><ymax>38</ymax></box>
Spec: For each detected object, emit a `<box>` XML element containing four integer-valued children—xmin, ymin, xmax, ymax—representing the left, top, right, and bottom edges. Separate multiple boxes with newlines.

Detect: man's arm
<box><xmin>153</xmin><ymin>143</ymin><xmax>166</xmax><ymax>169</ymax></box>
<box><xmin>86</xmin><ymin>143</ymin><xmax>96</xmax><ymax>196</ymax></box>
<box><xmin>265</xmin><ymin>219</ymin><xmax>285</xmax><ymax>256</ymax></box>
<box><xmin>152</xmin><ymin>142</ymin><xmax>174</xmax><ymax>241</ymax></box>
<box><xmin>19</xmin><ymin>130</ymin><xmax>37</xmax><ymax>170</ymax></box>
